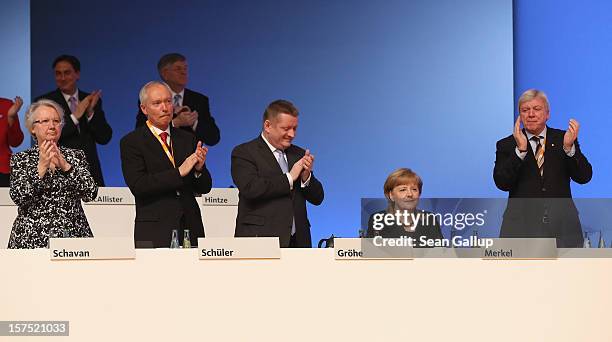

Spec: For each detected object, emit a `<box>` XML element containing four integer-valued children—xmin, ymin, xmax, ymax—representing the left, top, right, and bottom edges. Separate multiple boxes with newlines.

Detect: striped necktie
<box><xmin>532</xmin><ymin>136</ymin><xmax>545</xmax><ymax>177</ymax></box>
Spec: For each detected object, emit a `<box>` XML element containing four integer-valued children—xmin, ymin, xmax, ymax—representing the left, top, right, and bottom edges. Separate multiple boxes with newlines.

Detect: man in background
<box><xmin>136</xmin><ymin>53</ymin><xmax>220</xmax><ymax>146</ymax></box>
<box><xmin>36</xmin><ymin>54</ymin><xmax>112</xmax><ymax>186</ymax></box>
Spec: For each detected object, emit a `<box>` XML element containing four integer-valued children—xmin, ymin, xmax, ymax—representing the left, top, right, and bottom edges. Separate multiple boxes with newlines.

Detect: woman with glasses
<box><xmin>7</xmin><ymin>99</ymin><xmax>97</xmax><ymax>248</ymax></box>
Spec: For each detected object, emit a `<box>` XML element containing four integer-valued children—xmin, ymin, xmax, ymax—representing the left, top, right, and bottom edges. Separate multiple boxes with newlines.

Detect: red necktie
<box><xmin>159</xmin><ymin>132</ymin><xmax>172</xmax><ymax>155</ymax></box>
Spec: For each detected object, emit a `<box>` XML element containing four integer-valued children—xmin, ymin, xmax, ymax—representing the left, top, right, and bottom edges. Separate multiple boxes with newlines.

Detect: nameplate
<box><xmin>200</xmin><ymin>188</ymin><xmax>239</xmax><ymax>206</ymax></box>
<box><xmin>198</xmin><ymin>237</ymin><xmax>280</xmax><ymax>259</ymax></box>
<box><xmin>49</xmin><ymin>238</ymin><xmax>135</xmax><ymax>260</ymax></box>
<box><xmin>334</xmin><ymin>238</ymin><xmax>413</xmax><ymax>260</ymax></box>
<box><xmin>83</xmin><ymin>187</ymin><xmax>135</xmax><ymax>205</ymax></box>
<box><xmin>334</xmin><ymin>238</ymin><xmax>364</xmax><ymax>259</ymax></box>
<box><xmin>480</xmin><ymin>238</ymin><xmax>557</xmax><ymax>260</ymax></box>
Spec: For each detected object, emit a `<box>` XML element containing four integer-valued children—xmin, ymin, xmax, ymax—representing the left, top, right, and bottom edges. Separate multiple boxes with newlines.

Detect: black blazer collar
<box><xmin>256</xmin><ymin>135</ymin><xmax>299</xmax><ymax>174</ymax></box>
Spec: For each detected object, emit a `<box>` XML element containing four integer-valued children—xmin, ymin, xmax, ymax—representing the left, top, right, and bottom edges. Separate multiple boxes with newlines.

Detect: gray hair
<box><xmin>518</xmin><ymin>89</ymin><xmax>550</xmax><ymax>113</ymax></box>
<box><xmin>25</xmin><ymin>99</ymin><xmax>65</xmax><ymax>132</ymax></box>
<box><xmin>157</xmin><ymin>53</ymin><xmax>186</xmax><ymax>78</ymax></box>
<box><xmin>139</xmin><ymin>81</ymin><xmax>173</xmax><ymax>104</ymax></box>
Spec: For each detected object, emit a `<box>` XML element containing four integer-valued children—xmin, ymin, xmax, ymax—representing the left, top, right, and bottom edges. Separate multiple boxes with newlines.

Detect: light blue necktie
<box><xmin>68</xmin><ymin>96</ymin><xmax>77</xmax><ymax>113</ymax></box>
<box><xmin>174</xmin><ymin>94</ymin><xmax>182</xmax><ymax>107</ymax></box>
<box><xmin>275</xmin><ymin>149</ymin><xmax>289</xmax><ymax>173</ymax></box>
<box><xmin>69</xmin><ymin>96</ymin><xmax>80</xmax><ymax>132</ymax></box>
<box><xmin>275</xmin><ymin>149</ymin><xmax>295</xmax><ymax>235</ymax></box>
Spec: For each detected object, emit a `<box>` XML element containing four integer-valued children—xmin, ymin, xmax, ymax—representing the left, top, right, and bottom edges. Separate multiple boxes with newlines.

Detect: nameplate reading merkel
<box><xmin>198</xmin><ymin>237</ymin><xmax>280</xmax><ymax>259</ymax></box>
<box><xmin>49</xmin><ymin>238</ymin><xmax>135</xmax><ymax>261</ymax></box>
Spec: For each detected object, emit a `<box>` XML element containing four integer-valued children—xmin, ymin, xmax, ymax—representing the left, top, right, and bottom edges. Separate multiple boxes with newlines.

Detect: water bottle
<box><xmin>170</xmin><ymin>229</ymin><xmax>180</xmax><ymax>249</ymax></box>
<box><xmin>583</xmin><ymin>232</ymin><xmax>591</xmax><ymax>248</ymax></box>
<box><xmin>183</xmin><ymin>229</ymin><xmax>191</xmax><ymax>248</ymax></box>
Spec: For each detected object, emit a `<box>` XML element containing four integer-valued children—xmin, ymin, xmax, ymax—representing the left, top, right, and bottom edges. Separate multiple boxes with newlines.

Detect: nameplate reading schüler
<box><xmin>49</xmin><ymin>237</ymin><xmax>135</xmax><ymax>261</ymax></box>
<box><xmin>198</xmin><ymin>237</ymin><xmax>280</xmax><ymax>260</ymax></box>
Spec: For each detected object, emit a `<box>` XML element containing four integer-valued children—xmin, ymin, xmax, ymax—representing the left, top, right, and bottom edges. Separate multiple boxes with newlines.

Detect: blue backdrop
<box><xmin>513</xmin><ymin>0</ymin><xmax>611</xmax><ymax>197</ymax></box>
<box><xmin>2</xmin><ymin>2</ymin><xmax>609</xmax><ymax>242</ymax></box>
<box><xmin>27</xmin><ymin>0</ymin><xmax>513</xmax><ymax>243</ymax></box>
<box><xmin>0</xmin><ymin>0</ymin><xmax>30</xmax><ymax>144</ymax></box>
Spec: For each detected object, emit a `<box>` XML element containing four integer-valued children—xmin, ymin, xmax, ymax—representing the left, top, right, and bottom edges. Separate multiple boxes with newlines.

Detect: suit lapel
<box><xmin>542</xmin><ymin>127</ymin><xmax>557</xmax><ymax>181</ymax></box>
<box><xmin>78</xmin><ymin>89</ymin><xmax>90</xmax><ymax>101</ymax></box>
<box><xmin>142</xmin><ymin>126</ymin><xmax>175</xmax><ymax>169</ymax></box>
<box><xmin>182</xmin><ymin>89</ymin><xmax>193</xmax><ymax>109</ymax></box>
<box><xmin>521</xmin><ymin>128</ymin><xmax>543</xmax><ymax>179</ymax></box>
<box><xmin>285</xmin><ymin>146</ymin><xmax>300</xmax><ymax>197</ymax></box>
<box><xmin>53</xmin><ymin>89</ymin><xmax>71</xmax><ymax>116</ymax></box>
<box><xmin>170</xmin><ymin>127</ymin><xmax>190</xmax><ymax>166</ymax></box>
<box><xmin>286</xmin><ymin>146</ymin><xmax>301</xmax><ymax>170</ymax></box>
<box><xmin>256</xmin><ymin>136</ymin><xmax>284</xmax><ymax>174</ymax></box>
<box><xmin>77</xmin><ymin>89</ymin><xmax>92</xmax><ymax>130</ymax></box>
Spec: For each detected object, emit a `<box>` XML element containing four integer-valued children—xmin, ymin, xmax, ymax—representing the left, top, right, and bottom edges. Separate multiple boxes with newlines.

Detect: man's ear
<box><xmin>263</xmin><ymin>119</ymin><xmax>271</xmax><ymax>132</ymax></box>
<box><xmin>160</xmin><ymin>68</ymin><xmax>168</xmax><ymax>82</ymax></box>
<box><xmin>140</xmin><ymin>104</ymin><xmax>148</xmax><ymax>116</ymax></box>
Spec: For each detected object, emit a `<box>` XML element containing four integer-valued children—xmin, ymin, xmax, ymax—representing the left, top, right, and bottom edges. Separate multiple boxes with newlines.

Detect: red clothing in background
<box><xmin>0</xmin><ymin>98</ymin><xmax>25</xmax><ymax>174</ymax></box>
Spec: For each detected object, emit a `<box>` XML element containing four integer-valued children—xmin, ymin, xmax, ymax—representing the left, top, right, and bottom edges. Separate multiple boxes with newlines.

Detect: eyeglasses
<box><xmin>33</xmin><ymin>119</ymin><xmax>62</xmax><ymax>126</ymax></box>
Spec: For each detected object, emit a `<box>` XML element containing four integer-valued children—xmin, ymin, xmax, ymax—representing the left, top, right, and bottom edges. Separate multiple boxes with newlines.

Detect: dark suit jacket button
<box><xmin>541</xmin><ymin>187</ymin><xmax>546</xmax><ymax>192</ymax></box>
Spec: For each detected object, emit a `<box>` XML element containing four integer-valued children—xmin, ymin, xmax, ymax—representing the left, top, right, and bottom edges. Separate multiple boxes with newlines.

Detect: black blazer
<box><xmin>231</xmin><ymin>136</ymin><xmax>324</xmax><ymax>247</ymax></box>
<box><xmin>35</xmin><ymin>89</ymin><xmax>112</xmax><ymax>186</ymax></box>
<box><xmin>136</xmin><ymin>88</ymin><xmax>220</xmax><ymax>146</ymax></box>
<box><xmin>120</xmin><ymin>125</ymin><xmax>212</xmax><ymax>248</ymax></box>
<box><xmin>493</xmin><ymin>126</ymin><xmax>592</xmax><ymax>247</ymax></box>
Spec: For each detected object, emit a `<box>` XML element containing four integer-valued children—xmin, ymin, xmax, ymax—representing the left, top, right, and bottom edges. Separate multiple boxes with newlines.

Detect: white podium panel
<box><xmin>200</xmin><ymin>188</ymin><xmax>238</xmax><ymax>237</ymax></box>
<box><xmin>82</xmin><ymin>187</ymin><xmax>135</xmax><ymax>238</ymax></box>
<box><xmin>2</xmin><ymin>249</ymin><xmax>612</xmax><ymax>341</ymax></box>
<box><xmin>0</xmin><ymin>187</ymin><xmax>238</xmax><ymax>248</ymax></box>
<box><xmin>0</xmin><ymin>188</ymin><xmax>17</xmax><ymax>248</ymax></box>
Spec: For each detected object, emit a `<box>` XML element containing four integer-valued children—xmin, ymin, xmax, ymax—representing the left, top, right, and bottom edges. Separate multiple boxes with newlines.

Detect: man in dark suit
<box><xmin>135</xmin><ymin>53</ymin><xmax>220</xmax><ymax>146</ymax></box>
<box><xmin>121</xmin><ymin>81</ymin><xmax>212</xmax><ymax>248</ymax></box>
<box><xmin>36</xmin><ymin>55</ymin><xmax>112</xmax><ymax>186</ymax></box>
<box><xmin>231</xmin><ymin>100</ymin><xmax>324</xmax><ymax>248</ymax></box>
<box><xmin>494</xmin><ymin>89</ymin><xmax>592</xmax><ymax>247</ymax></box>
